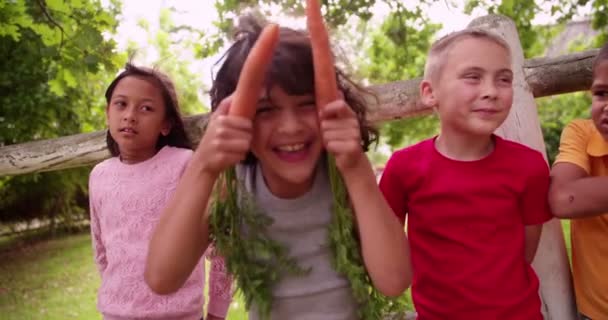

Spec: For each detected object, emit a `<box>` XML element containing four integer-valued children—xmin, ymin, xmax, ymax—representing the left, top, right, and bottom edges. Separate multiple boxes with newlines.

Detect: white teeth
<box><xmin>277</xmin><ymin>143</ymin><xmax>305</xmax><ymax>152</ymax></box>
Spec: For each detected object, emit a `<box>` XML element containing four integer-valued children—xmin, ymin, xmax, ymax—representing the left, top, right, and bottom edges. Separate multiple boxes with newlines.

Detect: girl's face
<box><xmin>251</xmin><ymin>86</ymin><xmax>323</xmax><ymax>198</ymax></box>
<box><xmin>106</xmin><ymin>76</ymin><xmax>171</xmax><ymax>163</ymax></box>
<box><xmin>591</xmin><ymin>60</ymin><xmax>608</xmax><ymax>140</ymax></box>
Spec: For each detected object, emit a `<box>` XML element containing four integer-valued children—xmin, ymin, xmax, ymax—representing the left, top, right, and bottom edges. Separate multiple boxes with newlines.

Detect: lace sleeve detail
<box><xmin>206</xmin><ymin>244</ymin><xmax>233</xmax><ymax>318</ymax></box>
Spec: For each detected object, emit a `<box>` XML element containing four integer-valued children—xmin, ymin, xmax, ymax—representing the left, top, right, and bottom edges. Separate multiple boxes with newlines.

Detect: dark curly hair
<box><xmin>209</xmin><ymin>15</ymin><xmax>378</xmax><ymax>164</ymax></box>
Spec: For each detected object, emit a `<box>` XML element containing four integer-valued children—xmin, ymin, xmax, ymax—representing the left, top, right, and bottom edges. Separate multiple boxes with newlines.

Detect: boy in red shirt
<box><xmin>379</xmin><ymin>29</ymin><xmax>552</xmax><ymax>319</ymax></box>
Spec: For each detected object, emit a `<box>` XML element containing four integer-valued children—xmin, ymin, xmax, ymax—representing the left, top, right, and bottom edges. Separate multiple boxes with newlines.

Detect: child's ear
<box><xmin>420</xmin><ymin>80</ymin><xmax>437</xmax><ymax>108</ymax></box>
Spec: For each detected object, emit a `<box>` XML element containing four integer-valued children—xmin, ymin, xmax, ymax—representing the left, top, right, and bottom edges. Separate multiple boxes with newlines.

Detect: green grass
<box><xmin>0</xmin><ymin>231</ymin><xmax>247</xmax><ymax>320</ymax></box>
<box><xmin>562</xmin><ymin>220</ymin><xmax>572</xmax><ymax>262</ymax></box>
<box><xmin>0</xmin><ymin>232</ymin><xmax>100</xmax><ymax>319</ymax></box>
<box><xmin>0</xmin><ymin>221</ymin><xmax>573</xmax><ymax>320</ymax></box>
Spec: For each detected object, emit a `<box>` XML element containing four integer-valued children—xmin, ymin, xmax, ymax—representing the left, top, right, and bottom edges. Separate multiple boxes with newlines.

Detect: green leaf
<box><xmin>61</xmin><ymin>69</ymin><xmax>77</xmax><ymax>88</ymax></box>
<box><xmin>46</xmin><ymin>0</ymin><xmax>70</xmax><ymax>13</ymax></box>
<box><xmin>48</xmin><ymin>78</ymin><xmax>66</xmax><ymax>97</ymax></box>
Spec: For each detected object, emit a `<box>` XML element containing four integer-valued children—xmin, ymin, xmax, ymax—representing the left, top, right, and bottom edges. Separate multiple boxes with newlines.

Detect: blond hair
<box><xmin>423</xmin><ymin>28</ymin><xmax>511</xmax><ymax>82</ymax></box>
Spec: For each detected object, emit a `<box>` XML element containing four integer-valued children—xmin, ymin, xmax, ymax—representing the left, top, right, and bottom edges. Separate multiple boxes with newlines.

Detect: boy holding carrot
<box><xmin>145</xmin><ymin>2</ymin><xmax>412</xmax><ymax>319</ymax></box>
<box><xmin>379</xmin><ymin>29</ymin><xmax>552</xmax><ymax>319</ymax></box>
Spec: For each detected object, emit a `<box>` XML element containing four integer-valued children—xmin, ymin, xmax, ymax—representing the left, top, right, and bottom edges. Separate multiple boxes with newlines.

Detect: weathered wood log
<box><xmin>525</xmin><ymin>49</ymin><xmax>598</xmax><ymax>98</ymax></box>
<box><xmin>469</xmin><ymin>15</ymin><xmax>577</xmax><ymax>320</ymax></box>
<box><xmin>0</xmin><ymin>115</ymin><xmax>209</xmax><ymax>176</ymax></box>
<box><xmin>0</xmin><ymin>48</ymin><xmax>598</xmax><ymax>177</ymax></box>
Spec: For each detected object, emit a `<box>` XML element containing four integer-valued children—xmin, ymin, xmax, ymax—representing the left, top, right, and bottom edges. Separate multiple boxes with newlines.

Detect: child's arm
<box><xmin>88</xmin><ymin>178</ymin><xmax>107</xmax><ymax>275</ymax></box>
<box><xmin>550</xmin><ymin>164</ymin><xmax>608</xmax><ymax>218</ymax></box>
<box><xmin>145</xmin><ymin>100</ymin><xmax>252</xmax><ymax>294</ymax></box>
<box><xmin>549</xmin><ymin>120</ymin><xmax>608</xmax><ymax>217</ymax></box>
<box><xmin>205</xmin><ymin>245</ymin><xmax>233</xmax><ymax>320</ymax></box>
<box><xmin>521</xmin><ymin>152</ymin><xmax>553</xmax><ymax>263</ymax></box>
<box><xmin>549</xmin><ymin>120</ymin><xmax>608</xmax><ymax>218</ymax></box>
<box><xmin>319</xmin><ymin>100</ymin><xmax>412</xmax><ymax>297</ymax></box>
<box><xmin>524</xmin><ymin>225</ymin><xmax>543</xmax><ymax>263</ymax></box>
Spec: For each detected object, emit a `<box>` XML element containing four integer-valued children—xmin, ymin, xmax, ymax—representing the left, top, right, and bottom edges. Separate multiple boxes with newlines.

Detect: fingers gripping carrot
<box><xmin>229</xmin><ymin>24</ymin><xmax>280</xmax><ymax>119</ymax></box>
<box><xmin>306</xmin><ymin>0</ymin><xmax>339</xmax><ymax>110</ymax></box>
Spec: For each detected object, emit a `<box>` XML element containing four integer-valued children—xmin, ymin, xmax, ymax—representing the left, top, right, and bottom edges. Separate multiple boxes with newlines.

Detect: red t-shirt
<box><xmin>379</xmin><ymin>136</ymin><xmax>552</xmax><ymax>320</ymax></box>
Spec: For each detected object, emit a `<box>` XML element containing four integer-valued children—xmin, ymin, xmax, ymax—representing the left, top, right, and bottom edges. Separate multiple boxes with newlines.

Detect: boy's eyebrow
<box><xmin>460</xmin><ymin>66</ymin><xmax>513</xmax><ymax>75</ymax></box>
<box><xmin>296</xmin><ymin>98</ymin><xmax>316</xmax><ymax>106</ymax></box>
<box><xmin>256</xmin><ymin>97</ymin><xmax>273</xmax><ymax>107</ymax></box>
<box><xmin>460</xmin><ymin>66</ymin><xmax>484</xmax><ymax>73</ymax></box>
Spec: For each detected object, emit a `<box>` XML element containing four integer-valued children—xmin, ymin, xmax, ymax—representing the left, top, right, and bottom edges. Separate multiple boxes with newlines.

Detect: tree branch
<box><xmin>36</xmin><ymin>0</ymin><xmax>66</xmax><ymax>48</ymax></box>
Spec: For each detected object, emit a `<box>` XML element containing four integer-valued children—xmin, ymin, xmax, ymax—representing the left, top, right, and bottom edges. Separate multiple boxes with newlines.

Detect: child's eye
<box><xmin>113</xmin><ymin>100</ymin><xmax>126</xmax><ymax>108</ymax></box>
<box><xmin>463</xmin><ymin>74</ymin><xmax>481</xmax><ymax>81</ymax></box>
<box><xmin>256</xmin><ymin>105</ymin><xmax>276</xmax><ymax>115</ymax></box>
<box><xmin>500</xmin><ymin>76</ymin><xmax>512</xmax><ymax>83</ymax></box>
<box><xmin>593</xmin><ymin>90</ymin><xmax>608</xmax><ymax>98</ymax></box>
<box><xmin>497</xmin><ymin>76</ymin><xmax>513</xmax><ymax>86</ymax></box>
<box><xmin>140</xmin><ymin>105</ymin><xmax>153</xmax><ymax>112</ymax></box>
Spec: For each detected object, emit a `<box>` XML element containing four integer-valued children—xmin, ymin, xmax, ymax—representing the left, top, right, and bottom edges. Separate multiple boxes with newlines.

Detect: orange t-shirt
<box><xmin>554</xmin><ymin>119</ymin><xmax>608</xmax><ymax>319</ymax></box>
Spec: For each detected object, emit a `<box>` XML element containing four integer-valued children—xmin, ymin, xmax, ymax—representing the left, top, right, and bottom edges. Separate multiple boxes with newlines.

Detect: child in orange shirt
<box><xmin>549</xmin><ymin>42</ymin><xmax>608</xmax><ymax>320</ymax></box>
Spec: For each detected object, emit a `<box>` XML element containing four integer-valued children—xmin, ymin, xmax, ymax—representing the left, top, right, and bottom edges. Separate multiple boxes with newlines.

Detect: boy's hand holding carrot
<box><xmin>306</xmin><ymin>0</ymin><xmax>367</xmax><ymax>175</ymax></box>
<box><xmin>196</xmin><ymin>97</ymin><xmax>253</xmax><ymax>178</ymax></box>
<box><xmin>195</xmin><ymin>24</ymin><xmax>280</xmax><ymax>179</ymax></box>
<box><xmin>319</xmin><ymin>99</ymin><xmax>367</xmax><ymax>174</ymax></box>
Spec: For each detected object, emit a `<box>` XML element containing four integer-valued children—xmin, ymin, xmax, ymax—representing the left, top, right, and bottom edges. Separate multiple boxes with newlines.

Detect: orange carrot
<box><xmin>229</xmin><ymin>24</ymin><xmax>280</xmax><ymax>119</ymax></box>
<box><xmin>306</xmin><ymin>0</ymin><xmax>339</xmax><ymax>109</ymax></box>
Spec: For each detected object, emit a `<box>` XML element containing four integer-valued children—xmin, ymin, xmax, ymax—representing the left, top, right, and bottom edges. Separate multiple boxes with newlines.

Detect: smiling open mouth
<box><xmin>119</xmin><ymin>127</ymin><xmax>137</xmax><ymax>133</ymax></box>
<box><xmin>276</xmin><ymin>143</ymin><xmax>305</xmax><ymax>152</ymax></box>
<box><xmin>273</xmin><ymin>142</ymin><xmax>311</xmax><ymax>162</ymax></box>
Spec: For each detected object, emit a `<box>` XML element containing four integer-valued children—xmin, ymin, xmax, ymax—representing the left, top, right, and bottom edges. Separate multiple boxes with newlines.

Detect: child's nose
<box><xmin>277</xmin><ymin>109</ymin><xmax>304</xmax><ymax>134</ymax></box>
<box><xmin>481</xmin><ymin>80</ymin><xmax>498</xmax><ymax>99</ymax></box>
<box><xmin>122</xmin><ymin>106</ymin><xmax>137</xmax><ymax>122</ymax></box>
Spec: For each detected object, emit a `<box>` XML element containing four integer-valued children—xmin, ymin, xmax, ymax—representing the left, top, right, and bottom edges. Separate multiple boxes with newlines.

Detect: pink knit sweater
<box><xmin>88</xmin><ymin>146</ymin><xmax>232</xmax><ymax>320</ymax></box>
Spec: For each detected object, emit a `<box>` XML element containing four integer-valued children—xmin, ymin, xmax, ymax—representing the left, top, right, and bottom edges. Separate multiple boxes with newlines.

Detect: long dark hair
<box><xmin>209</xmin><ymin>15</ymin><xmax>378</xmax><ymax>164</ymax></box>
<box><xmin>104</xmin><ymin>63</ymin><xmax>191</xmax><ymax>156</ymax></box>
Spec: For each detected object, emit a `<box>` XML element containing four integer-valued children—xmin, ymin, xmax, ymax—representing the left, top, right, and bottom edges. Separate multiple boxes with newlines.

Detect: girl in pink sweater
<box><xmin>88</xmin><ymin>63</ymin><xmax>232</xmax><ymax>320</ymax></box>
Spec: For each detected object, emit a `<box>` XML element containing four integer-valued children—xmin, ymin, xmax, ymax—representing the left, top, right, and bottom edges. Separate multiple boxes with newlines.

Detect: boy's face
<box><xmin>423</xmin><ymin>37</ymin><xmax>514</xmax><ymax>137</ymax></box>
<box><xmin>591</xmin><ymin>60</ymin><xmax>608</xmax><ymax>140</ymax></box>
<box><xmin>250</xmin><ymin>85</ymin><xmax>323</xmax><ymax>198</ymax></box>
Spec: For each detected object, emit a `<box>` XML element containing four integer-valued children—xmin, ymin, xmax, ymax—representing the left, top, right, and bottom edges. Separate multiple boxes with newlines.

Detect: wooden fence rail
<box><xmin>0</xmin><ymin>48</ymin><xmax>598</xmax><ymax>177</ymax></box>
